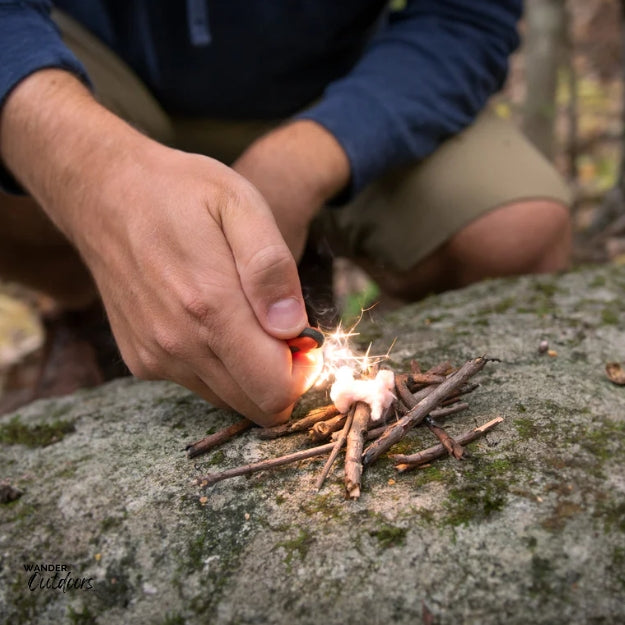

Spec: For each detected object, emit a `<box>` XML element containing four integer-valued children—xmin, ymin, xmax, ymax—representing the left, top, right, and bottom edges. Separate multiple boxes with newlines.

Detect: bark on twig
<box><xmin>344</xmin><ymin>402</ymin><xmax>371</xmax><ymax>499</ymax></box>
<box><xmin>365</xmin><ymin>402</ymin><xmax>469</xmax><ymax>441</ymax></box>
<box><xmin>425</xmin><ymin>361</ymin><xmax>453</xmax><ymax>376</ymax></box>
<box><xmin>315</xmin><ymin>407</ymin><xmax>355</xmax><ymax>492</ymax></box>
<box><xmin>440</xmin><ymin>383</ymin><xmax>479</xmax><ymax>405</ymax></box>
<box><xmin>362</xmin><ymin>357</ymin><xmax>488</xmax><ymax>466</ymax></box>
<box><xmin>197</xmin><ymin>442</ymin><xmax>336</xmax><ymax>487</ymax></box>
<box><xmin>426</xmin><ymin>418</ymin><xmax>464</xmax><ymax>460</ymax></box>
<box><xmin>391</xmin><ymin>417</ymin><xmax>504</xmax><ymax>471</ymax></box>
<box><xmin>430</xmin><ymin>402</ymin><xmax>470</xmax><ymax>420</ymax></box>
<box><xmin>408</xmin><ymin>373</ymin><xmax>446</xmax><ymax>385</ymax></box>
<box><xmin>257</xmin><ymin>405</ymin><xmax>340</xmax><ymax>439</ymax></box>
<box><xmin>309</xmin><ymin>413</ymin><xmax>348</xmax><ymax>442</ymax></box>
<box><xmin>186</xmin><ymin>419</ymin><xmax>253</xmax><ymax>459</ymax></box>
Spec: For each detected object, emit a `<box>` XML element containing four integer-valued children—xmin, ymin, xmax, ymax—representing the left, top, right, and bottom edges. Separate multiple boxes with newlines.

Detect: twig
<box><xmin>362</xmin><ymin>357</ymin><xmax>488</xmax><ymax>467</ymax></box>
<box><xmin>440</xmin><ymin>383</ymin><xmax>479</xmax><ymax>405</ymax></box>
<box><xmin>426</xmin><ymin>418</ymin><xmax>464</xmax><ymax>460</ymax></box>
<box><xmin>430</xmin><ymin>402</ymin><xmax>470</xmax><ymax>420</ymax></box>
<box><xmin>398</xmin><ymin>374</ymin><xmax>477</xmax><ymax>411</ymax></box>
<box><xmin>407</xmin><ymin>379</ymin><xmax>477</xmax><ymax>405</ymax></box>
<box><xmin>344</xmin><ymin>402</ymin><xmax>371</xmax><ymax>500</ymax></box>
<box><xmin>315</xmin><ymin>407</ymin><xmax>355</xmax><ymax>491</ymax></box>
<box><xmin>425</xmin><ymin>360</ymin><xmax>453</xmax><ymax>376</ymax></box>
<box><xmin>309</xmin><ymin>413</ymin><xmax>348</xmax><ymax>442</ymax></box>
<box><xmin>408</xmin><ymin>373</ymin><xmax>446</xmax><ymax>385</ymax></box>
<box><xmin>257</xmin><ymin>404</ymin><xmax>340</xmax><ymax>439</ymax></box>
<box><xmin>366</xmin><ymin>402</ymin><xmax>469</xmax><ymax>441</ymax></box>
<box><xmin>391</xmin><ymin>417</ymin><xmax>504</xmax><ymax>471</ymax></box>
<box><xmin>197</xmin><ymin>442</ymin><xmax>336</xmax><ymax>487</ymax></box>
<box><xmin>186</xmin><ymin>419</ymin><xmax>253</xmax><ymax>459</ymax></box>
<box><xmin>396</xmin><ymin>373</ymin><xmax>419</xmax><ymax>408</ymax></box>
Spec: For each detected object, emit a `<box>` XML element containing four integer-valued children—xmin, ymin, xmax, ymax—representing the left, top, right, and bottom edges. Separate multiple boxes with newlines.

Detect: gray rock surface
<box><xmin>1</xmin><ymin>265</ymin><xmax>624</xmax><ymax>625</ymax></box>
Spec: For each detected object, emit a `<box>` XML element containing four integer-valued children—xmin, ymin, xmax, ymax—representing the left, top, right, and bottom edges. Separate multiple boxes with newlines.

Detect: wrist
<box><xmin>282</xmin><ymin>119</ymin><xmax>350</xmax><ymax>204</ymax></box>
<box><xmin>234</xmin><ymin>120</ymin><xmax>350</xmax><ymax>211</ymax></box>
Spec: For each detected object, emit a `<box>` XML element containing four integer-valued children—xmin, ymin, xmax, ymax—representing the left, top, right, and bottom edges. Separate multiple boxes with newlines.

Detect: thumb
<box><xmin>221</xmin><ymin>184</ymin><xmax>308</xmax><ymax>339</ymax></box>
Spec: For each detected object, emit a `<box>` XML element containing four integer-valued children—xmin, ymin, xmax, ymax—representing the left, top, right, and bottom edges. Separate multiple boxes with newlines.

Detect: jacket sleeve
<box><xmin>0</xmin><ymin>0</ymin><xmax>90</xmax><ymax>193</ymax></box>
<box><xmin>296</xmin><ymin>0</ymin><xmax>522</xmax><ymax>200</ymax></box>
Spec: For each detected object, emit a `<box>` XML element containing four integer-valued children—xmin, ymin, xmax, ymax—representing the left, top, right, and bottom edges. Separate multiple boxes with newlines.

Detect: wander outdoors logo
<box><xmin>23</xmin><ymin>563</ymin><xmax>95</xmax><ymax>593</ymax></box>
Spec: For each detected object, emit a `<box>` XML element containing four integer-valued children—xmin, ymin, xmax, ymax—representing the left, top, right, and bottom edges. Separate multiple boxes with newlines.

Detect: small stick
<box><xmin>309</xmin><ymin>414</ymin><xmax>348</xmax><ymax>442</ymax></box>
<box><xmin>426</xmin><ymin>418</ymin><xmax>464</xmax><ymax>459</ymax></box>
<box><xmin>408</xmin><ymin>373</ymin><xmax>446</xmax><ymax>385</ymax></box>
<box><xmin>364</xmin><ymin>423</ymin><xmax>392</xmax><ymax>441</ymax></box>
<box><xmin>186</xmin><ymin>419</ymin><xmax>253</xmax><ymax>459</ymax></box>
<box><xmin>344</xmin><ymin>402</ymin><xmax>371</xmax><ymax>500</ymax></box>
<box><xmin>430</xmin><ymin>402</ymin><xmax>470</xmax><ymax>420</ymax></box>
<box><xmin>398</xmin><ymin>375</ymin><xmax>476</xmax><ymax>411</ymax></box>
<box><xmin>257</xmin><ymin>405</ymin><xmax>340</xmax><ymax>439</ymax></box>
<box><xmin>425</xmin><ymin>360</ymin><xmax>453</xmax><ymax>376</ymax></box>
<box><xmin>197</xmin><ymin>442</ymin><xmax>337</xmax><ymax>487</ymax></box>
<box><xmin>440</xmin><ymin>383</ymin><xmax>479</xmax><ymax>406</ymax></box>
<box><xmin>391</xmin><ymin>417</ymin><xmax>504</xmax><ymax>471</ymax></box>
<box><xmin>409</xmin><ymin>384</ymin><xmax>439</xmax><ymax>404</ymax></box>
<box><xmin>396</xmin><ymin>374</ymin><xmax>419</xmax><ymax>408</ymax></box>
<box><xmin>366</xmin><ymin>402</ymin><xmax>469</xmax><ymax>441</ymax></box>
<box><xmin>315</xmin><ymin>407</ymin><xmax>355</xmax><ymax>491</ymax></box>
<box><xmin>362</xmin><ymin>357</ymin><xmax>488</xmax><ymax>467</ymax></box>
<box><xmin>335</xmin><ymin>423</ymin><xmax>388</xmax><ymax>442</ymax></box>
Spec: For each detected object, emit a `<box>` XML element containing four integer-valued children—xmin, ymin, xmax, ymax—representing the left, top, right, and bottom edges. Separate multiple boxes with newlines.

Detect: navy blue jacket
<box><xmin>0</xmin><ymin>1</ymin><xmax>521</xmax><ymax>196</ymax></box>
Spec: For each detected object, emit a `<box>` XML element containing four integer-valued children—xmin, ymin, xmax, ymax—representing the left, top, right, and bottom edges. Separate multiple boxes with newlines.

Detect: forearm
<box><xmin>0</xmin><ymin>68</ymin><xmax>314</xmax><ymax>425</ymax></box>
<box><xmin>0</xmin><ymin>69</ymin><xmax>148</xmax><ymax>243</ymax></box>
<box><xmin>233</xmin><ymin>119</ymin><xmax>350</xmax><ymax>260</ymax></box>
<box><xmin>234</xmin><ymin>120</ymin><xmax>350</xmax><ymax>207</ymax></box>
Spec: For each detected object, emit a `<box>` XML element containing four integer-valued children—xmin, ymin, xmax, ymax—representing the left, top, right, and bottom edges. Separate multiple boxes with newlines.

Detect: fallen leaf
<box><xmin>606</xmin><ymin>362</ymin><xmax>625</xmax><ymax>385</ymax></box>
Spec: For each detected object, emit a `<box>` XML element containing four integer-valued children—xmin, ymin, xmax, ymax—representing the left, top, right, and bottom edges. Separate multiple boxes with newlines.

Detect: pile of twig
<box><xmin>189</xmin><ymin>356</ymin><xmax>503</xmax><ymax>499</ymax></box>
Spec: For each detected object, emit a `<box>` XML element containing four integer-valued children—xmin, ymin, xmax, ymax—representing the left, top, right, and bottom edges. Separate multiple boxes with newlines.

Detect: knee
<box><xmin>366</xmin><ymin>199</ymin><xmax>572</xmax><ymax>302</ymax></box>
<box><xmin>447</xmin><ymin>199</ymin><xmax>572</xmax><ymax>282</ymax></box>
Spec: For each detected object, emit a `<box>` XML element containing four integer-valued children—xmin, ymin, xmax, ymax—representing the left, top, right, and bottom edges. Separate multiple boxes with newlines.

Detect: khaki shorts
<box><xmin>55</xmin><ymin>11</ymin><xmax>571</xmax><ymax>274</ymax></box>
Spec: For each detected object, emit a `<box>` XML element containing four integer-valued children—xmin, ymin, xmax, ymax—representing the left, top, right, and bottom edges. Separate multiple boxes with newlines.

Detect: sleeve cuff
<box><xmin>0</xmin><ymin>4</ymin><xmax>91</xmax><ymax>194</ymax></box>
<box><xmin>296</xmin><ymin>86</ymin><xmax>438</xmax><ymax>203</ymax></box>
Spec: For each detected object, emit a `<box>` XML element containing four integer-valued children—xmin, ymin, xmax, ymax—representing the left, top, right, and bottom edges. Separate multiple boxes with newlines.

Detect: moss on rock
<box><xmin>1</xmin><ymin>266</ymin><xmax>624</xmax><ymax>625</ymax></box>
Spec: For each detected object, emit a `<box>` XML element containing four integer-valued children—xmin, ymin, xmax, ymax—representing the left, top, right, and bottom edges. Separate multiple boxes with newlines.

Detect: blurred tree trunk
<box><xmin>586</xmin><ymin>0</ymin><xmax>625</xmax><ymax>238</ymax></box>
<box><xmin>616</xmin><ymin>0</ymin><xmax>625</xmax><ymax>195</ymax></box>
<box><xmin>522</xmin><ymin>0</ymin><xmax>567</xmax><ymax>160</ymax></box>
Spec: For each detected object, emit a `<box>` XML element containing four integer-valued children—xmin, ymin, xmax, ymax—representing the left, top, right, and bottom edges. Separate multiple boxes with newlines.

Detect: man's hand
<box><xmin>0</xmin><ymin>70</ymin><xmax>321</xmax><ymax>426</ymax></box>
<box><xmin>232</xmin><ymin>120</ymin><xmax>350</xmax><ymax>262</ymax></box>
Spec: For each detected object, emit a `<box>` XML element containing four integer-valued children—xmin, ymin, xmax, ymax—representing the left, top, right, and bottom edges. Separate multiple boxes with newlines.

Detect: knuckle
<box><xmin>211</xmin><ymin>177</ymin><xmax>251</xmax><ymax>221</ymax></box>
<box><xmin>243</xmin><ymin>244</ymin><xmax>294</xmax><ymax>285</ymax></box>
<box><xmin>181</xmin><ymin>293</ymin><xmax>222</xmax><ymax>327</ymax></box>
<box><xmin>153</xmin><ymin>326</ymin><xmax>187</xmax><ymax>360</ymax></box>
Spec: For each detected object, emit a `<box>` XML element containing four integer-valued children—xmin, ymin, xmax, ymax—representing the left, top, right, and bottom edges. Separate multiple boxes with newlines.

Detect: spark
<box><xmin>315</xmin><ymin>312</ymin><xmax>395</xmax><ymax>387</ymax></box>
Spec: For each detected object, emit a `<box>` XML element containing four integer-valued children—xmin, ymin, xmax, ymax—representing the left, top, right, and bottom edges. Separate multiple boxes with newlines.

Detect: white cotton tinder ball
<box><xmin>330</xmin><ymin>367</ymin><xmax>396</xmax><ymax>421</ymax></box>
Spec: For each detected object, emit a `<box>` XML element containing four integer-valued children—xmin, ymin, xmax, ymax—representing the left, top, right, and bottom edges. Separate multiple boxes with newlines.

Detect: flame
<box><xmin>315</xmin><ymin>312</ymin><xmax>394</xmax><ymax>386</ymax></box>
